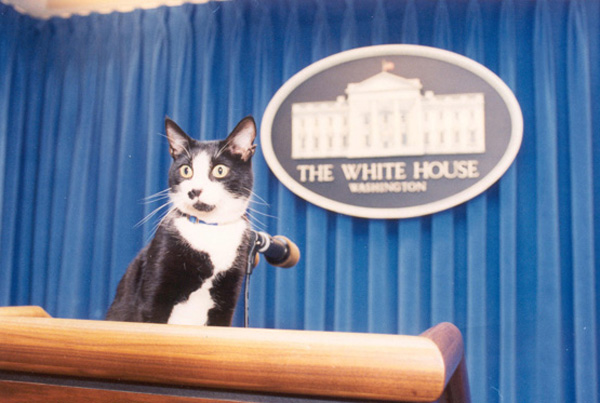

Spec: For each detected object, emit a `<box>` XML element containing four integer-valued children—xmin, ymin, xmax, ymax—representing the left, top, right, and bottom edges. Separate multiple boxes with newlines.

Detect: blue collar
<box><xmin>181</xmin><ymin>213</ymin><xmax>218</xmax><ymax>226</ymax></box>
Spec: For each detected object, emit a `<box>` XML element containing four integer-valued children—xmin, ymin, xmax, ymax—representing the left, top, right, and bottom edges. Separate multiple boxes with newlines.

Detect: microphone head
<box><xmin>271</xmin><ymin>236</ymin><xmax>300</xmax><ymax>268</ymax></box>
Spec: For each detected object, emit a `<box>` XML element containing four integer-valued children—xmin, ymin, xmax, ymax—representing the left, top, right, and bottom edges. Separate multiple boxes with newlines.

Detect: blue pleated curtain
<box><xmin>0</xmin><ymin>0</ymin><xmax>598</xmax><ymax>402</ymax></box>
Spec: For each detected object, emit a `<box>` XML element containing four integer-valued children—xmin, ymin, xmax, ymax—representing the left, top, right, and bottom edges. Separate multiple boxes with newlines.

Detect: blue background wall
<box><xmin>0</xmin><ymin>0</ymin><xmax>598</xmax><ymax>402</ymax></box>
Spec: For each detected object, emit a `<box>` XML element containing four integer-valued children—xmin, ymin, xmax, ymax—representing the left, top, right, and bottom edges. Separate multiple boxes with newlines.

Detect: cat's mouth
<box><xmin>193</xmin><ymin>201</ymin><xmax>216</xmax><ymax>213</ymax></box>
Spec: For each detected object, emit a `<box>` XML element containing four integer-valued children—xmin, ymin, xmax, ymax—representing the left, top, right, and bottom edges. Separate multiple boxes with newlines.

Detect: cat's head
<box><xmin>165</xmin><ymin>117</ymin><xmax>256</xmax><ymax>225</ymax></box>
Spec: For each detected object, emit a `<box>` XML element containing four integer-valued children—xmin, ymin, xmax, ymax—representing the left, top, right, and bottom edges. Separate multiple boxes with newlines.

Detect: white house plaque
<box><xmin>261</xmin><ymin>45</ymin><xmax>523</xmax><ymax>219</ymax></box>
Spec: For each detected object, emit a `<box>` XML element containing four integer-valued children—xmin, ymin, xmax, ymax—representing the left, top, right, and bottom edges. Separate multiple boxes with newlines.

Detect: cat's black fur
<box><xmin>106</xmin><ymin>117</ymin><xmax>256</xmax><ymax>325</ymax></box>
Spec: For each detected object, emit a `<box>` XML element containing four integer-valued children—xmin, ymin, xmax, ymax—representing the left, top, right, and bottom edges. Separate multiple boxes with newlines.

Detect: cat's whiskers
<box><xmin>247</xmin><ymin>197</ymin><xmax>269</xmax><ymax>207</ymax></box>
<box><xmin>242</xmin><ymin>189</ymin><xmax>276</xmax><ymax>230</ymax></box>
<box><xmin>141</xmin><ymin>205</ymin><xmax>177</xmax><ymax>244</ymax></box>
<box><xmin>141</xmin><ymin>188</ymin><xmax>172</xmax><ymax>204</ymax></box>
<box><xmin>243</xmin><ymin>188</ymin><xmax>270</xmax><ymax>207</ymax></box>
<box><xmin>246</xmin><ymin>206</ymin><xmax>278</xmax><ymax>220</ymax></box>
<box><xmin>136</xmin><ymin>199</ymin><xmax>174</xmax><ymax>228</ymax></box>
<box><xmin>147</xmin><ymin>206</ymin><xmax>177</xmax><ymax>242</ymax></box>
<box><xmin>245</xmin><ymin>211</ymin><xmax>268</xmax><ymax>231</ymax></box>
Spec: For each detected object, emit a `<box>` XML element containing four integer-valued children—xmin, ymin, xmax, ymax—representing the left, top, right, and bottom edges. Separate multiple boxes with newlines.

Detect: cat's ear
<box><xmin>165</xmin><ymin>117</ymin><xmax>192</xmax><ymax>159</ymax></box>
<box><xmin>225</xmin><ymin>116</ymin><xmax>257</xmax><ymax>162</ymax></box>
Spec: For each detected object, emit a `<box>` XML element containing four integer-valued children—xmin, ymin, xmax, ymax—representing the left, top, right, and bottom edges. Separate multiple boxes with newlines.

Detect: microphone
<box><xmin>244</xmin><ymin>231</ymin><xmax>300</xmax><ymax>326</ymax></box>
<box><xmin>251</xmin><ymin>231</ymin><xmax>300</xmax><ymax>268</ymax></box>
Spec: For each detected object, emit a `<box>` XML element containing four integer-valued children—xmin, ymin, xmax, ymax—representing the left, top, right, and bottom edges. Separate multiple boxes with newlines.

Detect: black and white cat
<box><xmin>106</xmin><ymin>116</ymin><xmax>257</xmax><ymax>326</ymax></box>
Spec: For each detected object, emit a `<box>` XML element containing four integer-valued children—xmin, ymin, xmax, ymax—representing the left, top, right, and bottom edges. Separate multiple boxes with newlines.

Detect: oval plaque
<box><xmin>261</xmin><ymin>45</ymin><xmax>523</xmax><ymax>219</ymax></box>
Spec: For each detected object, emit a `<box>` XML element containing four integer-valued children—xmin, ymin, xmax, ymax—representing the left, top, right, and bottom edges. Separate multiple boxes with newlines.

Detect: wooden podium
<box><xmin>0</xmin><ymin>306</ymin><xmax>469</xmax><ymax>403</ymax></box>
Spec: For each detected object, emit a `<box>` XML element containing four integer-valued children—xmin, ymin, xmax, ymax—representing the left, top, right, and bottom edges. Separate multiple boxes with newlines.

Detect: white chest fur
<box><xmin>167</xmin><ymin>217</ymin><xmax>247</xmax><ymax>326</ymax></box>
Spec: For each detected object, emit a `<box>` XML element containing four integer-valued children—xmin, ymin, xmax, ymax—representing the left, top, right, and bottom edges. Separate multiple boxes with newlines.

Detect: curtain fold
<box><xmin>88</xmin><ymin>14</ymin><xmax>122</xmax><ymax>319</ymax></box>
<box><xmin>272</xmin><ymin>0</ymin><xmax>303</xmax><ymax>330</ymax></box>
<box><xmin>567</xmin><ymin>2</ymin><xmax>598</xmax><ymax>402</ymax></box>
<box><xmin>401</xmin><ymin>0</ymin><xmax>419</xmax><ymax>45</ymax></box>
<box><xmin>1</xmin><ymin>1</ymin><xmax>598</xmax><ymax>402</ymax></box>
<box><xmin>247</xmin><ymin>1</ymin><xmax>276</xmax><ymax>328</ymax></box>
<box><xmin>429</xmin><ymin>0</ymin><xmax>456</xmax><ymax>330</ymax></box>
<box><xmin>0</xmin><ymin>10</ymin><xmax>23</xmax><ymax>306</ymax></box>
<box><xmin>367</xmin><ymin>0</ymin><xmax>394</xmax><ymax>335</ymax></box>
<box><xmin>397</xmin><ymin>0</ymin><xmax>423</xmax><ymax>337</ymax></box>
<box><xmin>498</xmin><ymin>1</ymin><xmax>518</xmax><ymax>402</ymax></box>
<box><xmin>302</xmin><ymin>0</ymin><xmax>333</xmax><ymax>331</ymax></box>
<box><xmin>533</xmin><ymin>1</ymin><xmax>563</xmax><ymax>402</ymax></box>
<box><xmin>464</xmin><ymin>3</ymin><xmax>488</xmax><ymax>401</ymax></box>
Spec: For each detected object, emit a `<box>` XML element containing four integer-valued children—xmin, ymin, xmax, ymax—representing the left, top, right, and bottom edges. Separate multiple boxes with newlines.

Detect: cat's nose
<box><xmin>188</xmin><ymin>189</ymin><xmax>202</xmax><ymax>200</ymax></box>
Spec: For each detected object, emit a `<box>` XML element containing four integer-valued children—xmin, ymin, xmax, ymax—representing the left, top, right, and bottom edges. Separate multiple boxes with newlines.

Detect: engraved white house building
<box><xmin>291</xmin><ymin>67</ymin><xmax>486</xmax><ymax>159</ymax></box>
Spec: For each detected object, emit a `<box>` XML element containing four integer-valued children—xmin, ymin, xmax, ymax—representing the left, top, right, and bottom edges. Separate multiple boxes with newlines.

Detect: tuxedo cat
<box><xmin>106</xmin><ymin>117</ymin><xmax>257</xmax><ymax>326</ymax></box>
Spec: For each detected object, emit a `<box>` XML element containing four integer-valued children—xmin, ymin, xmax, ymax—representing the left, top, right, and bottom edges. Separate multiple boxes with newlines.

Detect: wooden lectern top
<box><xmin>0</xmin><ymin>306</ymin><xmax>469</xmax><ymax>403</ymax></box>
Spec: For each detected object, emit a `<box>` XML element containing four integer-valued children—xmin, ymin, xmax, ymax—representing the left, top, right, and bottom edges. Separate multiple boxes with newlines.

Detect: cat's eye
<box><xmin>212</xmin><ymin>164</ymin><xmax>230</xmax><ymax>179</ymax></box>
<box><xmin>179</xmin><ymin>165</ymin><xmax>193</xmax><ymax>179</ymax></box>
